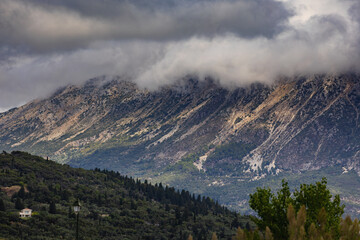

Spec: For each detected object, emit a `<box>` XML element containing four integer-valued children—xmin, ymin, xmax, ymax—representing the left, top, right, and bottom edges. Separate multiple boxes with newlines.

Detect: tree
<box><xmin>0</xmin><ymin>199</ymin><xmax>5</xmax><ymax>211</ymax></box>
<box><xmin>130</xmin><ymin>199</ymin><xmax>137</xmax><ymax>210</ymax></box>
<box><xmin>287</xmin><ymin>205</ymin><xmax>306</xmax><ymax>240</ymax></box>
<box><xmin>306</xmin><ymin>207</ymin><xmax>333</xmax><ymax>240</ymax></box>
<box><xmin>49</xmin><ymin>201</ymin><xmax>56</xmax><ymax>214</ymax></box>
<box><xmin>249</xmin><ymin>180</ymin><xmax>291</xmax><ymax>240</ymax></box>
<box><xmin>232</xmin><ymin>206</ymin><xmax>359</xmax><ymax>240</ymax></box>
<box><xmin>175</xmin><ymin>206</ymin><xmax>182</xmax><ymax>225</ymax></box>
<box><xmin>211</xmin><ymin>232</ymin><xmax>218</xmax><ymax>240</ymax></box>
<box><xmin>68</xmin><ymin>206</ymin><xmax>73</xmax><ymax>218</ymax></box>
<box><xmin>340</xmin><ymin>216</ymin><xmax>360</xmax><ymax>240</ymax></box>
<box><xmin>232</xmin><ymin>213</ymin><xmax>240</xmax><ymax>229</ymax></box>
<box><xmin>293</xmin><ymin>178</ymin><xmax>344</xmax><ymax>237</ymax></box>
<box><xmin>165</xmin><ymin>203</ymin><xmax>170</xmax><ymax>211</ymax></box>
<box><xmin>265</xmin><ymin>227</ymin><xmax>274</xmax><ymax>240</ymax></box>
<box><xmin>15</xmin><ymin>198</ymin><xmax>24</xmax><ymax>210</ymax></box>
<box><xmin>245</xmin><ymin>222</ymin><xmax>251</xmax><ymax>231</ymax></box>
<box><xmin>18</xmin><ymin>185</ymin><xmax>26</xmax><ymax>199</ymax></box>
<box><xmin>249</xmin><ymin>178</ymin><xmax>344</xmax><ymax>240</ymax></box>
<box><xmin>233</xmin><ymin>227</ymin><xmax>246</xmax><ymax>240</ymax></box>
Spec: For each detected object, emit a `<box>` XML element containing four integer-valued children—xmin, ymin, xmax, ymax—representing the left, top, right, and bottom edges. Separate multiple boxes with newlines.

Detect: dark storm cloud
<box><xmin>0</xmin><ymin>0</ymin><xmax>360</xmax><ymax>112</ymax></box>
<box><xmin>0</xmin><ymin>0</ymin><xmax>291</xmax><ymax>54</ymax></box>
<box><xmin>349</xmin><ymin>1</ymin><xmax>360</xmax><ymax>22</ymax></box>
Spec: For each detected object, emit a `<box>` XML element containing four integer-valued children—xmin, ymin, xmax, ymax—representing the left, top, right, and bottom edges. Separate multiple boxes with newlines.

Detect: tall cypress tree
<box><xmin>68</xmin><ymin>206</ymin><xmax>73</xmax><ymax>218</ymax></box>
<box><xmin>18</xmin><ymin>186</ymin><xmax>26</xmax><ymax>199</ymax></box>
<box><xmin>49</xmin><ymin>201</ymin><xmax>56</xmax><ymax>214</ymax></box>
<box><xmin>15</xmin><ymin>198</ymin><xmax>24</xmax><ymax>210</ymax></box>
<box><xmin>0</xmin><ymin>199</ymin><xmax>5</xmax><ymax>211</ymax></box>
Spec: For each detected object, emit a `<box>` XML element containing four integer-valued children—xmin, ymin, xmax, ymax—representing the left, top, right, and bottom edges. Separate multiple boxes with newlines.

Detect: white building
<box><xmin>19</xmin><ymin>208</ymin><xmax>32</xmax><ymax>218</ymax></box>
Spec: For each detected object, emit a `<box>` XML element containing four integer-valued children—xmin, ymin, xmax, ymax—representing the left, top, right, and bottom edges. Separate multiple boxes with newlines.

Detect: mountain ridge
<box><xmin>0</xmin><ymin>74</ymin><xmax>359</xmax><ymax>214</ymax></box>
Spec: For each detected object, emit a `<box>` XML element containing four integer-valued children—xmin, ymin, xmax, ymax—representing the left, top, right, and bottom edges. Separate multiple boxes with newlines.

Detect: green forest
<box><xmin>0</xmin><ymin>151</ymin><xmax>359</xmax><ymax>240</ymax></box>
<box><xmin>0</xmin><ymin>151</ymin><xmax>251</xmax><ymax>240</ymax></box>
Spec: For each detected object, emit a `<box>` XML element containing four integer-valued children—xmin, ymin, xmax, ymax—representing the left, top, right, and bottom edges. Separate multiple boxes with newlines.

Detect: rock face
<box><xmin>1</xmin><ymin>74</ymin><xmax>359</xmax><ymax>213</ymax></box>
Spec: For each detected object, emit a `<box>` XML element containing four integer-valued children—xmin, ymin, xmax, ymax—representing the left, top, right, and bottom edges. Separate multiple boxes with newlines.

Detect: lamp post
<box><xmin>73</xmin><ymin>199</ymin><xmax>81</xmax><ymax>240</ymax></box>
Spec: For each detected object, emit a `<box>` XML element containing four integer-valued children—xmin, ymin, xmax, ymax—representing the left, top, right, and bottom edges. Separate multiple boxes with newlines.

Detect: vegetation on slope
<box><xmin>230</xmin><ymin>178</ymin><xmax>359</xmax><ymax>240</ymax></box>
<box><xmin>232</xmin><ymin>205</ymin><xmax>360</xmax><ymax>240</ymax></box>
<box><xmin>0</xmin><ymin>151</ymin><xmax>252</xmax><ymax>240</ymax></box>
<box><xmin>150</xmin><ymin>165</ymin><xmax>360</xmax><ymax>217</ymax></box>
<box><xmin>1</xmin><ymin>151</ymin><xmax>359</xmax><ymax>240</ymax></box>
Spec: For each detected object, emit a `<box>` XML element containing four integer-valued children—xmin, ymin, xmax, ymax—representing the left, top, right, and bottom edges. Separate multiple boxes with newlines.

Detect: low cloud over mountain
<box><xmin>0</xmin><ymin>0</ymin><xmax>360</xmax><ymax>110</ymax></box>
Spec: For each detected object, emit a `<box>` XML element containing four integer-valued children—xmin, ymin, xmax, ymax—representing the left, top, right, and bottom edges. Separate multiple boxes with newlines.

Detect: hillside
<box><xmin>0</xmin><ymin>74</ymin><xmax>359</xmax><ymax>214</ymax></box>
<box><xmin>0</xmin><ymin>151</ymin><xmax>250</xmax><ymax>239</ymax></box>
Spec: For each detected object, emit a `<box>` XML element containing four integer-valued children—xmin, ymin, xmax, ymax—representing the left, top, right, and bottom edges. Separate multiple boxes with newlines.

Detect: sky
<box><xmin>0</xmin><ymin>0</ymin><xmax>360</xmax><ymax>112</ymax></box>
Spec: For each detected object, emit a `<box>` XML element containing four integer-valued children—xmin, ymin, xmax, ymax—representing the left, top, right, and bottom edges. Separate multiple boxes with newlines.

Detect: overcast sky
<box><xmin>0</xmin><ymin>0</ymin><xmax>360</xmax><ymax>112</ymax></box>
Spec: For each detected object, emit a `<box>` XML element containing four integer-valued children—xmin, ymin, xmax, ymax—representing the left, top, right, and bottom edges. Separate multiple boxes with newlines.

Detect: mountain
<box><xmin>0</xmin><ymin>151</ymin><xmax>249</xmax><ymax>239</ymax></box>
<box><xmin>0</xmin><ymin>74</ymin><xmax>359</xmax><ymax>216</ymax></box>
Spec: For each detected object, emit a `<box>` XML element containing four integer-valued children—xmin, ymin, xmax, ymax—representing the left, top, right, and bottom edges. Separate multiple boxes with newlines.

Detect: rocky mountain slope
<box><xmin>0</xmin><ymin>74</ymin><xmax>359</xmax><ymax>215</ymax></box>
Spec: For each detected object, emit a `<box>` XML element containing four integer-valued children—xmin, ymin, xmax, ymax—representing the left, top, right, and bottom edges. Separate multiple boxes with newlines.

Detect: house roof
<box><xmin>21</xmin><ymin>208</ymin><xmax>32</xmax><ymax>211</ymax></box>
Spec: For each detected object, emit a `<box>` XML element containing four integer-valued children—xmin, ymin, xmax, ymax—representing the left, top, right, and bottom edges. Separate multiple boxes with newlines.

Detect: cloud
<box><xmin>0</xmin><ymin>0</ymin><xmax>360</xmax><ymax>110</ymax></box>
<box><xmin>0</xmin><ymin>0</ymin><xmax>290</xmax><ymax>53</ymax></box>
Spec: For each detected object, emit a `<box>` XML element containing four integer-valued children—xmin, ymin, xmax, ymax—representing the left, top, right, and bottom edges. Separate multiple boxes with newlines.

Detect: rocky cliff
<box><xmin>1</xmin><ymin>74</ymin><xmax>359</xmax><ymax>215</ymax></box>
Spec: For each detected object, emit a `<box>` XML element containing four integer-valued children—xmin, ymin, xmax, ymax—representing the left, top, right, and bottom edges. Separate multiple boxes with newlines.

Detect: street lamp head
<box><xmin>73</xmin><ymin>199</ymin><xmax>81</xmax><ymax>213</ymax></box>
<box><xmin>74</xmin><ymin>205</ymin><xmax>80</xmax><ymax>213</ymax></box>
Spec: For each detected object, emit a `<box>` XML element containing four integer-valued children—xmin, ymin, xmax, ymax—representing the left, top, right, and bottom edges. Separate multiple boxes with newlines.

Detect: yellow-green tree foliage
<box><xmin>231</xmin><ymin>207</ymin><xmax>360</xmax><ymax>240</ymax></box>
<box><xmin>232</xmin><ymin>227</ymin><xmax>265</xmax><ymax>240</ymax></box>
<box><xmin>340</xmin><ymin>216</ymin><xmax>360</xmax><ymax>240</ymax></box>
<box><xmin>287</xmin><ymin>205</ymin><xmax>306</xmax><ymax>240</ymax></box>
<box><xmin>233</xmin><ymin>227</ymin><xmax>247</xmax><ymax>240</ymax></box>
<box><xmin>265</xmin><ymin>227</ymin><xmax>274</xmax><ymax>240</ymax></box>
<box><xmin>211</xmin><ymin>232</ymin><xmax>219</xmax><ymax>240</ymax></box>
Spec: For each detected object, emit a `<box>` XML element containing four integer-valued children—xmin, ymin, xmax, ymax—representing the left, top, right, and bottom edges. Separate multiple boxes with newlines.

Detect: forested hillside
<box><xmin>0</xmin><ymin>151</ymin><xmax>251</xmax><ymax>239</ymax></box>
